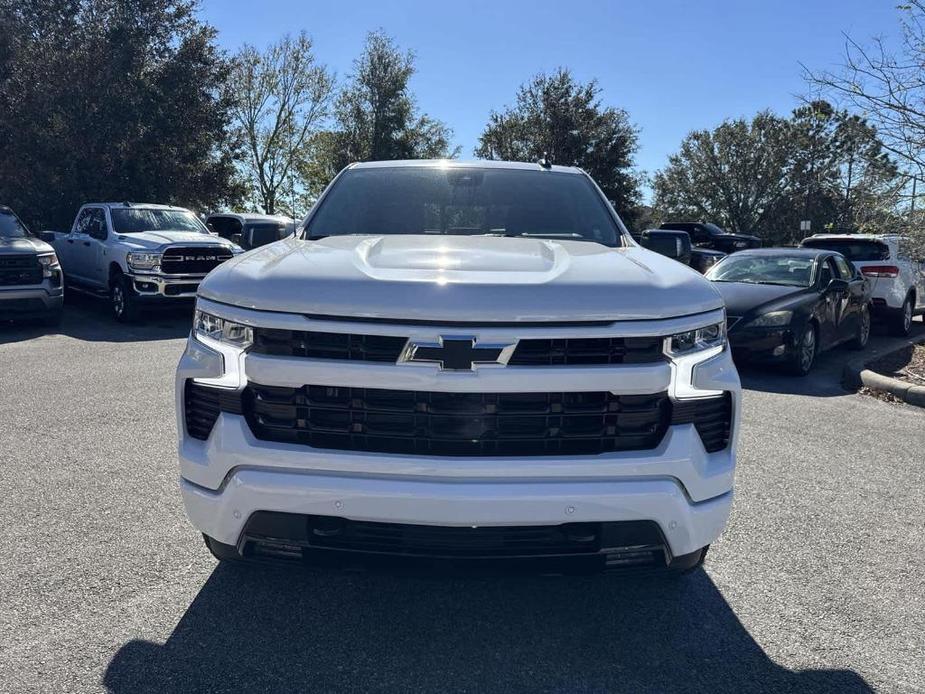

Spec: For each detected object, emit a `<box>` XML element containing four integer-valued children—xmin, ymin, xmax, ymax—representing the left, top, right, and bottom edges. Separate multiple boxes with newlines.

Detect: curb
<box><xmin>842</xmin><ymin>334</ymin><xmax>925</xmax><ymax>407</ymax></box>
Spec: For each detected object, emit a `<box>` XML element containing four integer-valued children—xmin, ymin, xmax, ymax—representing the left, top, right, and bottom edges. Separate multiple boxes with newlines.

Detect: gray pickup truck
<box><xmin>44</xmin><ymin>203</ymin><xmax>240</xmax><ymax>322</ymax></box>
<box><xmin>0</xmin><ymin>206</ymin><xmax>64</xmax><ymax>325</ymax></box>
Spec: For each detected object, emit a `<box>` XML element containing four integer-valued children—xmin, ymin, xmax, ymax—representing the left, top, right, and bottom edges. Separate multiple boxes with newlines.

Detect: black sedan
<box><xmin>706</xmin><ymin>248</ymin><xmax>871</xmax><ymax>375</ymax></box>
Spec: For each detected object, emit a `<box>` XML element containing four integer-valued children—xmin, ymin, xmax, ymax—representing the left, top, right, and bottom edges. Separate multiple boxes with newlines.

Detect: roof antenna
<box><xmin>538</xmin><ymin>152</ymin><xmax>552</xmax><ymax>169</ymax></box>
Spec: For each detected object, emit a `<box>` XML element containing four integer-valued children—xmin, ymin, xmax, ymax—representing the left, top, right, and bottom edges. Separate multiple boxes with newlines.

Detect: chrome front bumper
<box><xmin>128</xmin><ymin>273</ymin><xmax>207</xmax><ymax>299</ymax></box>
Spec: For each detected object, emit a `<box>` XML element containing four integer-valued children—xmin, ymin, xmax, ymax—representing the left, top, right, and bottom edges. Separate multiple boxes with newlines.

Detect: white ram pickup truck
<box><xmin>176</xmin><ymin>160</ymin><xmax>741</xmax><ymax>575</ymax></box>
<box><xmin>47</xmin><ymin>203</ymin><xmax>240</xmax><ymax>321</ymax></box>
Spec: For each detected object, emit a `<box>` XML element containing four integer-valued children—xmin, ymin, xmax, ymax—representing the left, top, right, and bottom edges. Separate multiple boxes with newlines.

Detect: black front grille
<box><xmin>508</xmin><ymin>336</ymin><xmax>663</xmax><ymax>365</ymax></box>
<box><xmin>184</xmin><ymin>381</ymin><xmax>243</xmax><ymax>440</ymax></box>
<box><xmin>241</xmin><ymin>512</ymin><xmax>667</xmax><ymax>561</ymax></box>
<box><xmin>671</xmin><ymin>393</ymin><xmax>733</xmax><ymax>453</ymax></box>
<box><xmin>243</xmin><ymin>383</ymin><xmax>670</xmax><ymax>456</ymax></box>
<box><xmin>250</xmin><ymin>329</ymin><xmax>665</xmax><ymax>365</ymax></box>
<box><xmin>0</xmin><ymin>255</ymin><xmax>42</xmax><ymax>286</ymax></box>
<box><xmin>161</xmin><ymin>246</ymin><xmax>234</xmax><ymax>275</ymax></box>
<box><xmin>253</xmin><ymin>328</ymin><xmax>408</xmax><ymax>361</ymax></box>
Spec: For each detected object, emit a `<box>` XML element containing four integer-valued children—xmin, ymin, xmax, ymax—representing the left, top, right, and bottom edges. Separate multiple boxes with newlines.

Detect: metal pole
<box><xmin>911</xmin><ymin>175</ymin><xmax>917</xmax><ymax>220</ymax></box>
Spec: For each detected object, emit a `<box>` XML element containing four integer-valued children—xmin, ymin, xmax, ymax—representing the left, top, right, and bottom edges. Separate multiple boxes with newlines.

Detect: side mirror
<box><xmin>639</xmin><ymin>230</ymin><xmax>692</xmax><ymax>264</ymax></box>
<box><xmin>827</xmin><ymin>278</ymin><xmax>849</xmax><ymax>294</ymax></box>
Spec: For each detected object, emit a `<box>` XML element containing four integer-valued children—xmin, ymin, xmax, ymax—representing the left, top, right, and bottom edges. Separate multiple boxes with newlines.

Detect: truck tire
<box><xmin>667</xmin><ymin>545</ymin><xmax>709</xmax><ymax>575</ymax></box>
<box><xmin>111</xmin><ymin>274</ymin><xmax>140</xmax><ymax>323</ymax></box>
<box><xmin>888</xmin><ymin>295</ymin><xmax>913</xmax><ymax>337</ymax></box>
<box><xmin>203</xmin><ymin>534</ymin><xmax>244</xmax><ymax>563</ymax></box>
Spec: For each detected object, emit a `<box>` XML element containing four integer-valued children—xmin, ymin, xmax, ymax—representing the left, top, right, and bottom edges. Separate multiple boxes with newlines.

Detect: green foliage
<box><xmin>0</xmin><ymin>0</ymin><xmax>244</xmax><ymax>229</ymax></box>
<box><xmin>305</xmin><ymin>31</ymin><xmax>457</xmax><ymax>196</ymax></box>
<box><xmin>230</xmin><ymin>32</ymin><xmax>335</xmax><ymax>216</ymax></box>
<box><xmin>653</xmin><ymin>102</ymin><xmax>903</xmax><ymax>244</ymax></box>
<box><xmin>475</xmin><ymin>69</ymin><xmax>641</xmax><ymax>225</ymax></box>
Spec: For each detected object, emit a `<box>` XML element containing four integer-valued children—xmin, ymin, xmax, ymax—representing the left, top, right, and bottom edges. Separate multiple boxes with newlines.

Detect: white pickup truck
<box><xmin>176</xmin><ymin>160</ymin><xmax>741</xmax><ymax>575</ymax></box>
<box><xmin>45</xmin><ymin>203</ymin><xmax>240</xmax><ymax>321</ymax></box>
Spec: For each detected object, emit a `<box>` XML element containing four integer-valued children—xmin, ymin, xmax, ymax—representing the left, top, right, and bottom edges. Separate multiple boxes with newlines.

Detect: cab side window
<box><xmin>74</xmin><ymin>208</ymin><xmax>92</xmax><ymax>234</ymax></box>
<box><xmin>85</xmin><ymin>208</ymin><xmax>107</xmax><ymax>240</ymax></box>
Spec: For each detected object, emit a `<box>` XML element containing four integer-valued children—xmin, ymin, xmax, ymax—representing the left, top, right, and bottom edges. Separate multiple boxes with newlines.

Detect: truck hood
<box><xmin>0</xmin><ymin>236</ymin><xmax>54</xmax><ymax>255</ymax></box>
<box><xmin>200</xmin><ymin>235</ymin><xmax>724</xmax><ymax>323</ymax></box>
<box><xmin>115</xmin><ymin>230</ymin><xmax>237</xmax><ymax>251</ymax></box>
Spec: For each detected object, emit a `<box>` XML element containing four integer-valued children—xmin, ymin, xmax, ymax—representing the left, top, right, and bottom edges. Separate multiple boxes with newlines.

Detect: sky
<box><xmin>200</xmin><ymin>0</ymin><xmax>902</xmax><ymax>182</ymax></box>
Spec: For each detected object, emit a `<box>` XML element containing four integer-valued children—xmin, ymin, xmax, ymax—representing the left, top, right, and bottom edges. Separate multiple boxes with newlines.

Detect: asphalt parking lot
<box><xmin>1</xmin><ymin>296</ymin><xmax>924</xmax><ymax>693</ymax></box>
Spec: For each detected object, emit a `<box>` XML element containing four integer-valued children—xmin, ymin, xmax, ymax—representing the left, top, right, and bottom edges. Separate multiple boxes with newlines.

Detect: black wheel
<box><xmin>888</xmin><ymin>295</ymin><xmax>914</xmax><ymax>337</ymax></box>
<box><xmin>667</xmin><ymin>545</ymin><xmax>709</xmax><ymax>575</ymax></box>
<box><xmin>203</xmin><ymin>534</ymin><xmax>244</xmax><ymax>563</ymax></box>
<box><xmin>848</xmin><ymin>305</ymin><xmax>871</xmax><ymax>350</ymax></box>
<box><xmin>787</xmin><ymin>323</ymin><xmax>817</xmax><ymax>376</ymax></box>
<box><xmin>110</xmin><ymin>274</ymin><xmax>140</xmax><ymax>323</ymax></box>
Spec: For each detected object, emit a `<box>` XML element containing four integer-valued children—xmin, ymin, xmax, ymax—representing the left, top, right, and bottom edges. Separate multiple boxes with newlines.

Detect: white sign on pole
<box><xmin>800</xmin><ymin>220</ymin><xmax>811</xmax><ymax>232</ymax></box>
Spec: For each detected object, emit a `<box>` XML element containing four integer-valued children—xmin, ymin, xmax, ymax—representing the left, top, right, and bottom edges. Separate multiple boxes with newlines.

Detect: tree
<box><xmin>0</xmin><ymin>0</ymin><xmax>243</xmax><ymax>229</ymax></box>
<box><xmin>653</xmin><ymin>104</ymin><xmax>902</xmax><ymax>243</ymax></box>
<box><xmin>804</xmin><ymin>1</ymin><xmax>925</xmax><ymax>180</ymax></box>
<box><xmin>475</xmin><ymin>69</ymin><xmax>641</xmax><ymax>224</ymax></box>
<box><xmin>230</xmin><ymin>32</ymin><xmax>334</xmax><ymax>215</ymax></box>
<box><xmin>652</xmin><ymin>112</ymin><xmax>793</xmax><ymax>237</ymax></box>
<box><xmin>308</xmin><ymin>31</ymin><xmax>456</xmax><ymax>193</ymax></box>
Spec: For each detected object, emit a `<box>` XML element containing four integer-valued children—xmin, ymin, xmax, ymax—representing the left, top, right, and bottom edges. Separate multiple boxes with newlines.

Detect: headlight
<box><xmin>666</xmin><ymin>321</ymin><xmax>726</xmax><ymax>357</ymax></box>
<box><xmin>37</xmin><ymin>252</ymin><xmax>60</xmax><ymax>278</ymax></box>
<box><xmin>194</xmin><ymin>309</ymin><xmax>253</xmax><ymax>349</ymax></box>
<box><xmin>744</xmin><ymin>310</ymin><xmax>793</xmax><ymax>328</ymax></box>
<box><xmin>127</xmin><ymin>251</ymin><xmax>162</xmax><ymax>271</ymax></box>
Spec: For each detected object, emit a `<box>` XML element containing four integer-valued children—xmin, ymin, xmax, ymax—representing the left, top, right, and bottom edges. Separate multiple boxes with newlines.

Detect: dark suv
<box><xmin>660</xmin><ymin>222</ymin><xmax>761</xmax><ymax>254</ymax></box>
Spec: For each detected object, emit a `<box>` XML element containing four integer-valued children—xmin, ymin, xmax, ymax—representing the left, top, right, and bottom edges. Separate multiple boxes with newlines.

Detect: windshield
<box><xmin>707</xmin><ymin>255</ymin><xmax>815</xmax><ymax>287</ymax></box>
<box><xmin>801</xmin><ymin>238</ymin><xmax>889</xmax><ymax>262</ymax></box>
<box><xmin>0</xmin><ymin>210</ymin><xmax>31</xmax><ymax>239</ymax></box>
<box><xmin>110</xmin><ymin>208</ymin><xmax>208</xmax><ymax>234</ymax></box>
<box><xmin>305</xmin><ymin>167</ymin><xmax>623</xmax><ymax>246</ymax></box>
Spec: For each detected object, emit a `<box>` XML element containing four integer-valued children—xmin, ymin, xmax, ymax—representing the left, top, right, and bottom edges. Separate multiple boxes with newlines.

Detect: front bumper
<box><xmin>0</xmin><ymin>283</ymin><xmax>64</xmax><ymax>318</ymax></box>
<box><xmin>128</xmin><ymin>273</ymin><xmax>206</xmax><ymax>300</ymax></box>
<box><xmin>176</xmin><ymin>303</ymin><xmax>740</xmax><ymax>564</ymax></box>
<box><xmin>728</xmin><ymin>326</ymin><xmax>795</xmax><ymax>363</ymax></box>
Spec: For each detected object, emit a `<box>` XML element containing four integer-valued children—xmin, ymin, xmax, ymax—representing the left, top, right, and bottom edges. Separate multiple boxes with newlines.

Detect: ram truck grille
<box><xmin>0</xmin><ymin>255</ymin><xmax>42</xmax><ymax>286</ymax></box>
<box><xmin>251</xmin><ymin>329</ymin><xmax>665</xmax><ymax>365</ymax></box>
<box><xmin>161</xmin><ymin>246</ymin><xmax>234</xmax><ymax>275</ymax></box>
<box><xmin>242</xmin><ymin>384</ymin><xmax>671</xmax><ymax>456</ymax></box>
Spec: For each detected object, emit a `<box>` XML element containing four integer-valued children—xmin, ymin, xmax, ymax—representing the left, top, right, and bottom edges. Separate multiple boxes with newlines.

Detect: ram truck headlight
<box><xmin>194</xmin><ymin>310</ymin><xmax>253</xmax><ymax>349</ymax></box>
<box><xmin>744</xmin><ymin>310</ymin><xmax>793</xmax><ymax>328</ymax></box>
<box><xmin>36</xmin><ymin>252</ymin><xmax>60</xmax><ymax>278</ymax></box>
<box><xmin>127</xmin><ymin>251</ymin><xmax>163</xmax><ymax>272</ymax></box>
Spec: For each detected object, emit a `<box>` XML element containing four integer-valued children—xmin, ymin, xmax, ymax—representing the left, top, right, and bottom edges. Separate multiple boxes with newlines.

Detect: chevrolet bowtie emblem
<box><xmin>398</xmin><ymin>336</ymin><xmax>517</xmax><ymax>371</ymax></box>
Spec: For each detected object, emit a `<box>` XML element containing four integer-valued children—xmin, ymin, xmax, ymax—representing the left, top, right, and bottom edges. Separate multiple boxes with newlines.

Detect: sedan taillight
<box><xmin>861</xmin><ymin>265</ymin><xmax>900</xmax><ymax>278</ymax></box>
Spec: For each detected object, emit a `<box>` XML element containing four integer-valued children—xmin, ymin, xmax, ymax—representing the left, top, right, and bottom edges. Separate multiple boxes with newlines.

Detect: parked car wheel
<box><xmin>888</xmin><ymin>295</ymin><xmax>914</xmax><ymax>337</ymax></box>
<box><xmin>111</xmin><ymin>274</ymin><xmax>140</xmax><ymax>323</ymax></box>
<box><xmin>787</xmin><ymin>323</ymin><xmax>817</xmax><ymax>376</ymax></box>
<box><xmin>848</xmin><ymin>305</ymin><xmax>871</xmax><ymax>350</ymax></box>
